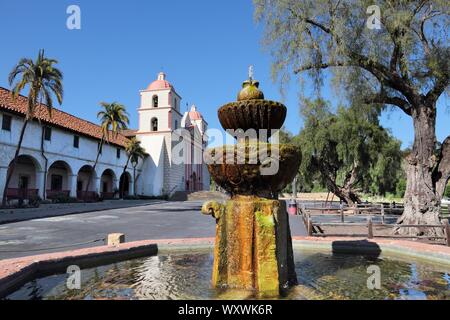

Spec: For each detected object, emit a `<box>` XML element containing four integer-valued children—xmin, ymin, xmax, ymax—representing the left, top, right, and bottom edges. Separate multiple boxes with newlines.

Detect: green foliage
<box><xmin>294</xmin><ymin>98</ymin><xmax>403</xmax><ymax>198</ymax></box>
<box><xmin>97</xmin><ymin>102</ymin><xmax>130</xmax><ymax>142</ymax></box>
<box><xmin>51</xmin><ymin>193</ymin><xmax>78</xmax><ymax>204</ymax></box>
<box><xmin>278</xmin><ymin>126</ymin><xmax>294</xmax><ymax>144</ymax></box>
<box><xmin>9</xmin><ymin>49</ymin><xmax>64</xmax><ymax>117</ymax></box>
<box><xmin>395</xmin><ymin>177</ymin><xmax>407</xmax><ymax>198</ymax></box>
<box><xmin>126</xmin><ymin>137</ymin><xmax>147</xmax><ymax>167</ymax></box>
<box><xmin>445</xmin><ymin>182</ymin><xmax>450</xmax><ymax>198</ymax></box>
<box><xmin>254</xmin><ymin>0</ymin><xmax>449</xmax><ymax>105</ymax></box>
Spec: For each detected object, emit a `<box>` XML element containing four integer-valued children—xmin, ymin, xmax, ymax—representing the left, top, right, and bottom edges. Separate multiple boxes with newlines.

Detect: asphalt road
<box><xmin>0</xmin><ymin>201</ymin><xmax>307</xmax><ymax>260</ymax></box>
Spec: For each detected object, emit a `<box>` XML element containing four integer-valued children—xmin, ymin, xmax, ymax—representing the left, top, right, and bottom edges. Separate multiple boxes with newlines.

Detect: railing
<box><xmin>46</xmin><ymin>190</ymin><xmax>70</xmax><ymax>199</ymax></box>
<box><xmin>299</xmin><ymin>203</ymin><xmax>404</xmax><ymax>217</ymax></box>
<box><xmin>101</xmin><ymin>192</ymin><xmax>115</xmax><ymax>200</ymax></box>
<box><xmin>303</xmin><ymin>211</ymin><xmax>450</xmax><ymax>247</ymax></box>
<box><xmin>6</xmin><ymin>188</ymin><xmax>39</xmax><ymax>200</ymax></box>
<box><xmin>77</xmin><ymin>191</ymin><xmax>98</xmax><ymax>201</ymax></box>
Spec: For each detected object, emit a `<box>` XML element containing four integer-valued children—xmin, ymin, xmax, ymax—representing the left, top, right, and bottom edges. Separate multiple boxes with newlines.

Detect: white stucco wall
<box><xmin>0</xmin><ymin>111</ymin><xmax>138</xmax><ymax>199</ymax></box>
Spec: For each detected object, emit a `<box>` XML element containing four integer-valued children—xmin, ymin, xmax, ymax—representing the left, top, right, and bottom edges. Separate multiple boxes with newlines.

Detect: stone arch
<box><xmin>152</xmin><ymin>95</ymin><xmax>159</xmax><ymax>108</ymax></box>
<box><xmin>6</xmin><ymin>154</ymin><xmax>42</xmax><ymax>200</ymax></box>
<box><xmin>46</xmin><ymin>160</ymin><xmax>73</xmax><ymax>199</ymax></box>
<box><xmin>76</xmin><ymin>165</ymin><xmax>98</xmax><ymax>199</ymax></box>
<box><xmin>151</xmin><ymin>117</ymin><xmax>158</xmax><ymax>132</ymax></box>
<box><xmin>119</xmin><ymin>171</ymin><xmax>132</xmax><ymax>198</ymax></box>
<box><xmin>100</xmin><ymin>169</ymin><xmax>117</xmax><ymax>199</ymax></box>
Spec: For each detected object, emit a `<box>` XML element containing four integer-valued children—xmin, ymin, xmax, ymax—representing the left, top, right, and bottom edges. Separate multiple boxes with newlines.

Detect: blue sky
<box><xmin>0</xmin><ymin>0</ymin><xmax>448</xmax><ymax>149</ymax></box>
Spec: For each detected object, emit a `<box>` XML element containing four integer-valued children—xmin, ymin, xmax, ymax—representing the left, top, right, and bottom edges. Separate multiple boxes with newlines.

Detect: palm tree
<box><xmin>2</xmin><ymin>50</ymin><xmax>63</xmax><ymax>207</ymax></box>
<box><xmin>84</xmin><ymin>102</ymin><xmax>129</xmax><ymax>199</ymax></box>
<box><xmin>122</xmin><ymin>138</ymin><xmax>146</xmax><ymax>197</ymax></box>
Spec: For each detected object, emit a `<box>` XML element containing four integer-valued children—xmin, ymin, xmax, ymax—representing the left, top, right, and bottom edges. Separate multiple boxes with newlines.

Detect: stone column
<box><xmin>69</xmin><ymin>174</ymin><xmax>78</xmax><ymax>198</ymax></box>
<box><xmin>0</xmin><ymin>166</ymin><xmax>8</xmax><ymax>197</ymax></box>
<box><xmin>36</xmin><ymin>171</ymin><xmax>45</xmax><ymax>199</ymax></box>
<box><xmin>202</xmin><ymin>196</ymin><xmax>297</xmax><ymax>298</ymax></box>
<box><xmin>94</xmin><ymin>177</ymin><xmax>101</xmax><ymax>194</ymax></box>
<box><xmin>113</xmin><ymin>178</ymin><xmax>119</xmax><ymax>198</ymax></box>
<box><xmin>129</xmin><ymin>174</ymin><xmax>135</xmax><ymax>196</ymax></box>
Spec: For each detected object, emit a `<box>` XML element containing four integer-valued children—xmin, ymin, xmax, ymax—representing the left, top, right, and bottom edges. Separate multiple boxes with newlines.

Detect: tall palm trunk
<box><xmin>84</xmin><ymin>137</ymin><xmax>104</xmax><ymax>201</ymax></box>
<box><xmin>120</xmin><ymin>155</ymin><xmax>131</xmax><ymax>198</ymax></box>
<box><xmin>133</xmin><ymin>164</ymin><xmax>137</xmax><ymax>197</ymax></box>
<box><xmin>40</xmin><ymin>126</ymin><xmax>48</xmax><ymax>200</ymax></box>
<box><xmin>2</xmin><ymin>119</ymin><xmax>29</xmax><ymax>207</ymax></box>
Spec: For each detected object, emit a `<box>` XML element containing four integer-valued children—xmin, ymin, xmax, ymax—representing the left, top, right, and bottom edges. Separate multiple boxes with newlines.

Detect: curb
<box><xmin>0</xmin><ymin>200</ymin><xmax>167</xmax><ymax>225</ymax></box>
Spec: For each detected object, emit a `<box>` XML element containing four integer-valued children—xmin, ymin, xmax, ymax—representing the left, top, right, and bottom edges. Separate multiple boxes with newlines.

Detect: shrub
<box><xmin>52</xmin><ymin>193</ymin><xmax>78</xmax><ymax>204</ymax></box>
<box><xmin>395</xmin><ymin>178</ymin><xmax>407</xmax><ymax>198</ymax></box>
<box><xmin>29</xmin><ymin>196</ymin><xmax>42</xmax><ymax>208</ymax></box>
<box><xmin>445</xmin><ymin>183</ymin><xmax>450</xmax><ymax>198</ymax></box>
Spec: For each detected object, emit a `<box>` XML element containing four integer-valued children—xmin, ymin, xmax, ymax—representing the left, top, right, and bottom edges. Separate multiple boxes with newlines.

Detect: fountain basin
<box><xmin>205</xmin><ymin>143</ymin><xmax>300</xmax><ymax>197</ymax></box>
<box><xmin>218</xmin><ymin>100</ymin><xmax>287</xmax><ymax>134</ymax></box>
<box><xmin>4</xmin><ymin>244</ymin><xmax>450</xmax><ymax>300</ymax></box>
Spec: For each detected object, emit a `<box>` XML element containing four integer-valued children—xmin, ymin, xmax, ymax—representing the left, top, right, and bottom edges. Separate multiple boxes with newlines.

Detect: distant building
<box><xmin>0</xmin><ymin>72</ymin><xmax>209</xmax><ymax>202</ymax></box>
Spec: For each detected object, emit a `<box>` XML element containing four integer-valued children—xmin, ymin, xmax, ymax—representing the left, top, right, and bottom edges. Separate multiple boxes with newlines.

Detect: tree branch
<box><xmin>294</xmin><ymin>62</ymin><xmax>346</xmax><ymax>74</ymax></box>
<box><xmin>289</xmin><ymin>7</ymin><xmax>422</xmax><ymax>107</ymax></box>
<box><xmin>426</xmin><ymin>71</ymin><xmax>450</xmax><ymax>105</ymax></box>
<box><xmin>364</xmin><ymin>90</ymin><xmax>412</xmax><ymax>115</ymax></box>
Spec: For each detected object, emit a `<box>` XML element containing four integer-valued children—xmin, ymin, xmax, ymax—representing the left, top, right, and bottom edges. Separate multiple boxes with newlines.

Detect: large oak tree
<box><xmin>255</xmin><ymin>0</ymin><xmax>449</xmax><ymax>235</ymax></box>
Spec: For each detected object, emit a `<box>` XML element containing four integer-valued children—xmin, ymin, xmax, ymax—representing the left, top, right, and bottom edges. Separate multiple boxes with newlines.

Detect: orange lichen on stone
<box><xmin>208</xmin><ymin>196</ymin><xmax>295</xmax><ymax>298</ymax></box>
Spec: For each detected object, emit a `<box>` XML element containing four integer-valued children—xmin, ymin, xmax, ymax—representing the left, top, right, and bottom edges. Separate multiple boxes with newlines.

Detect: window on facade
<box><xmin>44</xmin><ymin>127</ymin><xmax>52</xmax><ymax>141</ymax></box>
<box><xmin>73</xmin><ymin>135</ymin><xmax>80</xmax><ymax>148</ymax></box>
<box><xmin>174</xmin><ymin>97</ymin><xmax>177</xmax><ymax>110</ymax></box>
<box><xmin>151</xmin><ymin>118</ymin><xmax>158</xmax><ymax>132</ymax></box>
<box><xmin>2</xmin><ymin>114</ymin><xmax>12</xmax><ymax>131</ymax></box>
<box><xmin>152</xmin><ymin>95</ymin><xmax>159</xmax><ymax>108</ymax></box>
<box><xmin>116</xmin><ymin>148</ymin><xmax>121</xmax><ymax>159</ymax></box>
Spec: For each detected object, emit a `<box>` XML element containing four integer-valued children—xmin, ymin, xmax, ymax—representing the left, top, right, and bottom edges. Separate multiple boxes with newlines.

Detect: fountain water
<box><xmin>202</xmin><ymin>69</ymin><xmax>301</xmax><ymax>297</ymax></box>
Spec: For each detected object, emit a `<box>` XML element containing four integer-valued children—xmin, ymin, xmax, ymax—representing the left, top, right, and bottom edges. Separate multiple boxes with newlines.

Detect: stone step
<box><xmin>187</xmin><ymin>191</ymin><xmax>230</xmax><ymax>201</ymax></box>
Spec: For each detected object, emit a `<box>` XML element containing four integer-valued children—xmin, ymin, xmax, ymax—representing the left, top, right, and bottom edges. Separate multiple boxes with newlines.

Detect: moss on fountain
<box><xmin>205</xmin><ymin>143</ymin><xmax>300</xmax><ymax>198</ymax></box>
<box><xmin>203</xmin><ymin>70</ymin><xmax>298</xmax><ymax>298</ymax></box>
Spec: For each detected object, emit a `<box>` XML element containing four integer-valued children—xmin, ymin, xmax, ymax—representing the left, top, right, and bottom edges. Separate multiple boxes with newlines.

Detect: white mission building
<box><xmin>0</xmin><ymin>72</ymin><xmax>209</xmax><ymax>202</ymax></box>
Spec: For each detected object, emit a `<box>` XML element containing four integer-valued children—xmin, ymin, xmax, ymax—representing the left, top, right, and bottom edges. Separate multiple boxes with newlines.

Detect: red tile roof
<box><xmin>0</xmin><ymin>87</ymin><xmax>129</xmax><ymax>148</ymax></box>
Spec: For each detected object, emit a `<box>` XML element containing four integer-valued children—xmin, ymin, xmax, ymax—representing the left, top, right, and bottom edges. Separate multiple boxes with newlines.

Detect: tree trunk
<box><xmin>333</xmin><ymin>187</ymin><xmax>361</xmax><ymax>206</ymax></box>
<box><xmin>85</xmin><ymin>138</ymin><xmax>103</xmax><ymax>201</ymax></box>
<box><xmin>120</xmin><ymin>156</ymin><xmax>131</xmax><ymax>199</ymax></box>
<box><xmin>396</xmin><ymin>105</ymin><xmax>442</xmax><ymax>236</ymax></box>
<box><xmin>40</xmin><ymin>126</ymin><xmax>48</xmax><ymax>200</ymax></box>
<box><xmin>321</xmin><ymin>167</ymin><xmax>362</xmax><ymax>205</ymax></box>
<box><xmin>133</xmin><ymin>165</ymin><xmax>137</xmax><ymax>197</ymax></box>
<box><xmin>2</xmin><ymin>120</ymin><xmax>29</xmax><ymax>207</ymax></box>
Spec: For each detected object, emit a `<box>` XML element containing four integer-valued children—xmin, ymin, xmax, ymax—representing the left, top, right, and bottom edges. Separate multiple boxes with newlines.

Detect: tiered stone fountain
<box><xmin>202</xmin><ymin>68</ymin><xmax>301</xmax><ymax>298</ymax></box>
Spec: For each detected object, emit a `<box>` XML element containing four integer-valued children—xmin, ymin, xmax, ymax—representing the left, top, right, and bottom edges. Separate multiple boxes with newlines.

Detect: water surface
<box><xmin>6</xmin><ymin>248</ymin><xmax>450</xmax><ymax>300</ymax></box>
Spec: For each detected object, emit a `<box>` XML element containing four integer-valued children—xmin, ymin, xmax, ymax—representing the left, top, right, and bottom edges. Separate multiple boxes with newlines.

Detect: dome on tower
<box><xmin>147</xmin><ymin>72</ymin><xmax>174</xmax><ymax>91</ymax></box>
<box><xmin>189</xmin><ymin>105</ymin><xmax>203</xmax><ymax>120</ymax></box>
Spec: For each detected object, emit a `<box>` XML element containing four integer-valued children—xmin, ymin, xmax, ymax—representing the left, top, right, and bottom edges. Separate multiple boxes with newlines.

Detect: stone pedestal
<box><xmin>202</xmin><ymin>196</ymin><xmax>297</xmax><ymax>298</ymax></box>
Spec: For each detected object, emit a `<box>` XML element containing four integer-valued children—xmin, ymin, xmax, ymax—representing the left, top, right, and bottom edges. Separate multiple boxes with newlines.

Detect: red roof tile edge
<box><xmin>0</xmin><ymin>87</ymin><xmax>129</xmax><ymax>148</ymax></box>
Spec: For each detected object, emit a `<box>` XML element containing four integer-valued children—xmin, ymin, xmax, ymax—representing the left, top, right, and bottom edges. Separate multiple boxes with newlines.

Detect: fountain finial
<box><xmin>237</xmin><ymin>66</ymin><xmax>264</xmax><ymax>101</ymax></box>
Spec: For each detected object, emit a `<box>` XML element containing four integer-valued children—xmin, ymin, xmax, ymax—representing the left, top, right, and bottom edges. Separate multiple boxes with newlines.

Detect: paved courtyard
<box><xmin>0</xmin><ymin>200</ymin><xmax>307</xmax><ymax>260</ymax></box>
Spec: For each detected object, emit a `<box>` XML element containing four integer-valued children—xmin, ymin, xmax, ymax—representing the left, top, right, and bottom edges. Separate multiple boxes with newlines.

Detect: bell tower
<box><xmin>138</xmin><ymin>72</ymin><xmax>182</xmax><ymax>134</ymax></box>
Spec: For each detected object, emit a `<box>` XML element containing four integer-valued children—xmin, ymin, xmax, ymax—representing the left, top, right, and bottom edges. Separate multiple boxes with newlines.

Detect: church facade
<box><xmin>132</xmin><ymin>72</ymin><xmax>210</xmax><ymax>196</ymax></box>
<box><xmin>0</xmin><ymin>72</ymin><xmax>209</xmax><ymax>202</ymax></box>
